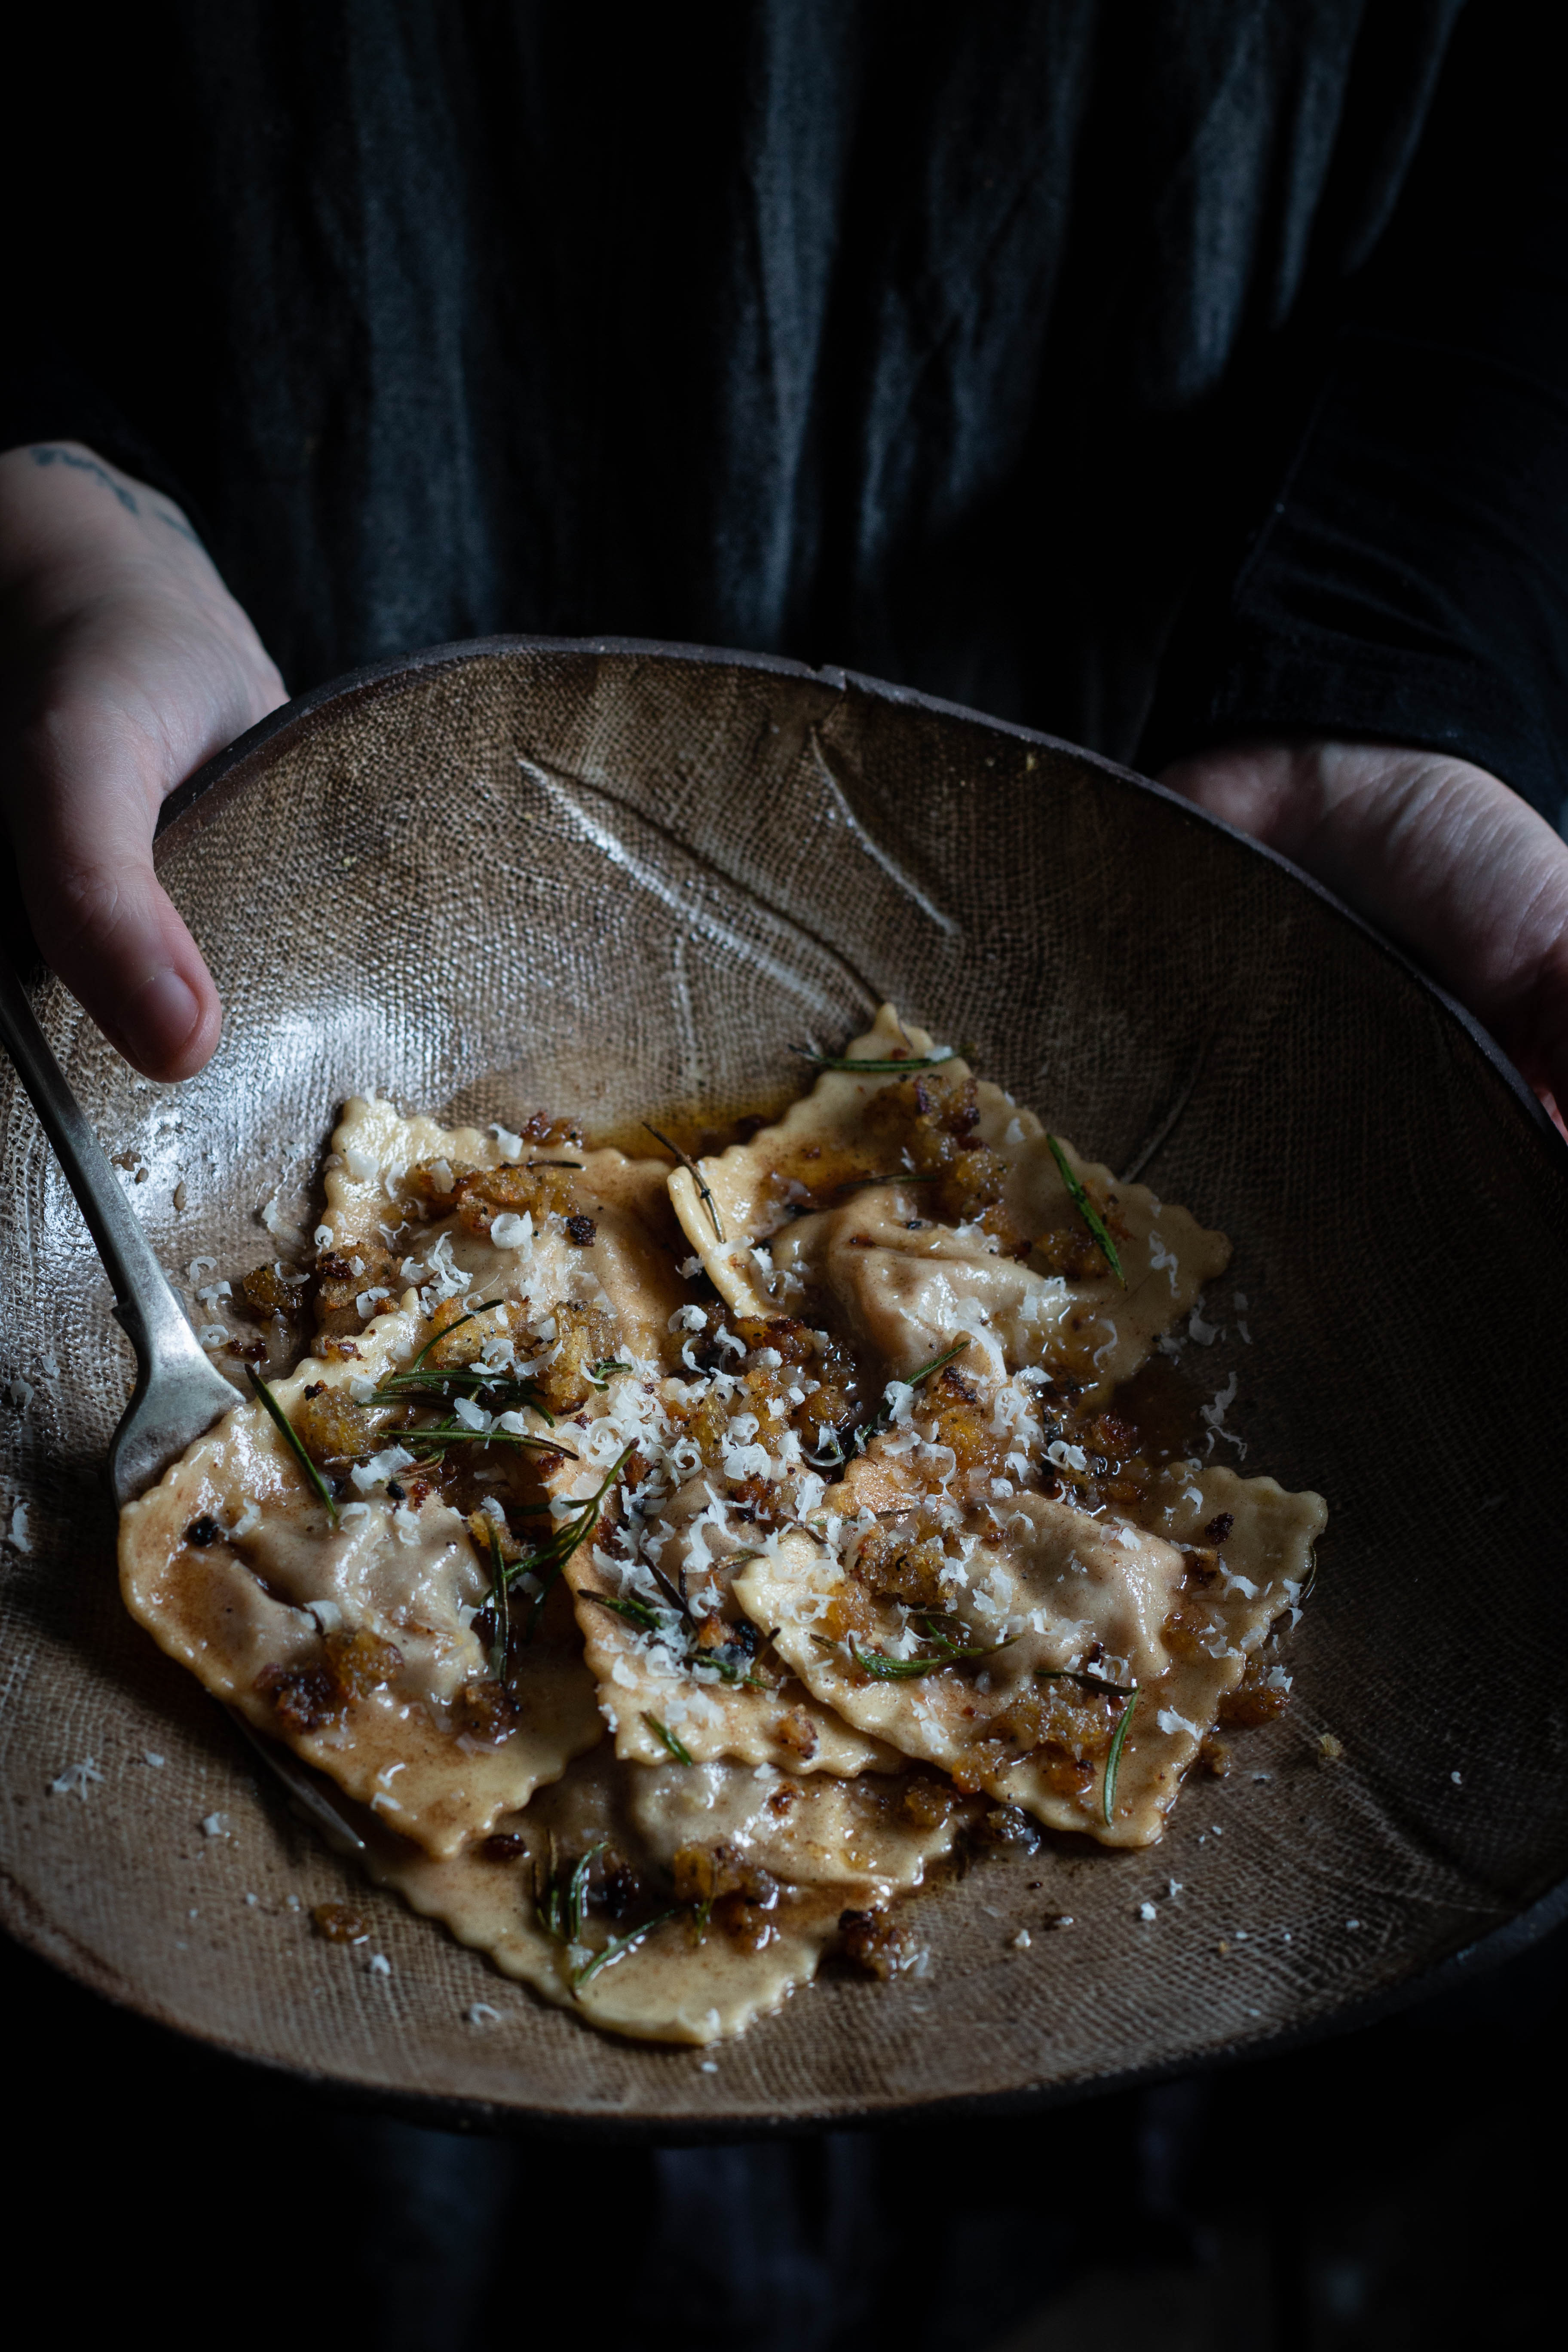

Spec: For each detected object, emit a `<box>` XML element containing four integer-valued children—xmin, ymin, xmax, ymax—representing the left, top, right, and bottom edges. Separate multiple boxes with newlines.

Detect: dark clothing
<box><xmin>5</xmin><ymin>2</ymin><xmax>1565</xmax><ymax>818</ymax></box>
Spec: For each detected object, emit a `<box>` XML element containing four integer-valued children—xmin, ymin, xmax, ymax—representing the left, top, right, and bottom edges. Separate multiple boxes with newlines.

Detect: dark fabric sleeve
<box><xmin>1140</xmin><ymin>0</ymin><xmax>1568</xmax><ymax>825</ymax></box>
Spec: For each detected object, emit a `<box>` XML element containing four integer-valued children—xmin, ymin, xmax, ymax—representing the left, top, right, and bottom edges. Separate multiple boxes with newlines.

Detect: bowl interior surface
<box><xmin>3</xmin><ymin>638</ymin><xmax>1565</xmax><ymax>2130</ymax></box>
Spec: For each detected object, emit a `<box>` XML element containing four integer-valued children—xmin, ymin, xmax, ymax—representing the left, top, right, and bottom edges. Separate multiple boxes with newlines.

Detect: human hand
<box><xmin>0</xmin><ymin>442</ymin><xmax>286</xmax><ymax>1078</ymax></box>
<box><xmin>1159</xmin><ymin>739</ymin><xmax>1568</xmax><ymax>1131</ymax></box>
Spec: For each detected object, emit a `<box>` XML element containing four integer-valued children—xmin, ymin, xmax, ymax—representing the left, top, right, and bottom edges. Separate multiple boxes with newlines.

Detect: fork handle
<box><xmin>2</xmin><ymin>961</ymin><xmax>374</xmax><ymax>1857</ymax></box>
<box><xmin>0</xmin><ymin>960</ymin><xmax>210</xmax><ymax>1388</ymax></box>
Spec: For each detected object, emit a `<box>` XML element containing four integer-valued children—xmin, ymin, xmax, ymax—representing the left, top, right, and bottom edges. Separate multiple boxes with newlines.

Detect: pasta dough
<box><xmin>119</xmin><ymin>1008</ymin><xmax>1323</xmax><ymax>2041</ymax></box>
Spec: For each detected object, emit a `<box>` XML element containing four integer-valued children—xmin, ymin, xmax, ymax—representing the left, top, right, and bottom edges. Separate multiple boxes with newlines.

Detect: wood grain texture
<box><xmin>3</xmin><ymin>636</ymin><xmax>1567</xmax><ymax>2129</ymax></box>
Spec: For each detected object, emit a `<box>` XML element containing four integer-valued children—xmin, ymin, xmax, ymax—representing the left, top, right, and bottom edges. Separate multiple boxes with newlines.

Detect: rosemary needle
<box><xmin>375</xmin><ymin>1366</ymin><xmax>554</xmax><ymax>1420</ymax></box>
<box><xmin>485</xmin><ymin>1522</ymin><xmax>510</xmax><ymax>1679</ymax></box>
<box><xmin>698</xmin><ymin>1655</ymin><xmax>777</xmax><ymax>1692</ymax></box>
<box><xmin>643</xmin><ymin>1124</ymin><xmax>724</xmax><ymax>1242</ymax></box>
<box><xmin>516</xmin><ymin>1442</ymin><xmax>636</xmax><ymax>1638</ymax></box>
<box><xmin>815</xmin><ymin>1626</ymin><xmax>1012</xmax><ymax>1680</ymax></box>
<box><xmin>401</xmin><ymin>1420</ymin><xmax>575</xmax><ymax>1461</ymax></box>
<box><xmin>1102</xmin><ymin>1688</ymin><xmax>1139</xmax><ymax>1826</ymax></box>
<box><xmin>792</xmin><ymin>1047</ymin><xmax>957</xmax><ymax>1074</ymax></box>
<box><xmin>572</xmin><ymin>1908</ymin><xmax>679</xmax><ymax>1989</ymax></box>
<box><xmin>246</xmin><ymin>1368</ymin><xmax>338</xmax><ymax>1526</ymax></box>
<box><xmin>645</xmin><ymin>1559</ymin><xmax>690</xmax><ymax>1615</ymax></box>
<box><xmin>837</xmin><ymin>1337</ymin><xmax>970</xmax><ymax>1462</ymax></box>
<box><xmin>535</xmin><ymin>1868</ymin><xmax>563</xmax><ymax>1943</ymax></box>
<box><xmin>644</xmin><ymin>1713</ymin><xmax>693</xmax><ymax>1765</ymax></box>
<box><xmin>582</xmin><ymin>1589</ymin><xmax>674</xmax><ymax>1634</ymax></box>
<box><xmin>402</xmin><ymin>1298</ymin><xmax>509</xmax><ymax>1374</ymax></box>
<box><xmin>1046</xmin><ymin>1135</ymin><xmax>1127</xmax><ymax>1287</ymax></box>
<box><xmin>848</xmin><ymin>1634</ymin><xmax>1011</xmax><ymax>1680</ymax></box>
<box><xmin>566</xmin><ymin>1842</ymin><xmax>606</xmax><ymax>1943</ymax></box>
<box><xmin>585</xmin><ymin>1585</ymin><xmax>772</xmax><ymax>1688</ymax></box>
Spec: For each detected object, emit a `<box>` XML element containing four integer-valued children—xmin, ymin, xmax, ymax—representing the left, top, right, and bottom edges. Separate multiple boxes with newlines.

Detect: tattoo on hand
<box><xmin>27</xmin><ymin>444</ymin><xmax>199</xmax><ymax>545</ymax></box>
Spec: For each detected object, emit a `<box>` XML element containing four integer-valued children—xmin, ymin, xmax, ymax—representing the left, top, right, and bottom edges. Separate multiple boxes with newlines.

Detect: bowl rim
<box><xmin>154</xmin><ymin>631</ymin><xmax>1565</xmax><ymax>1165</ymax></box>
<box><xmin>9</xmin><ymin>630</ymin><xmax>1565</xmax><ymax>2132</ymax></box>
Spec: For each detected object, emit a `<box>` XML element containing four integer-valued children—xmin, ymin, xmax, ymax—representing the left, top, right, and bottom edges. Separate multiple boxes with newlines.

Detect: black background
<box><xmin>3</xmin><ymin>1908</ymin><xmax>1561</xmax><ymax>2349</ymax></box>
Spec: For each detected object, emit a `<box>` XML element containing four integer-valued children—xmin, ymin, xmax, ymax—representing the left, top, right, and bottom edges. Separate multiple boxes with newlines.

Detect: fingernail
<box><xmin>119</xmin><ymin>967</ymin><xmax>201</xmax><ymax>1070</ymax></box>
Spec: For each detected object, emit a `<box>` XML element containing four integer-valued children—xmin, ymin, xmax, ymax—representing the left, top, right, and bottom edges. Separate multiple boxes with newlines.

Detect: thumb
<box><xmin>7</xmin><ymin>713</ymin><xmax>223</xmax><ymax>1081</ymax></box>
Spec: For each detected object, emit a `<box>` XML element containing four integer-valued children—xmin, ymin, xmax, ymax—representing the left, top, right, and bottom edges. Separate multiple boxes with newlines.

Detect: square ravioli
<box><xmin>119</xmin><ymin>1017</ymin><xmax>1325</xmax><ymax>2047</ymax></box>
<box><xmin>363</xmin><ymin>1746</ymin><xmax>976</xmax><ymax>2043</ymax></box>
<box><xmin>119</xmin><ymin>1298</ymin><xmax>603</xmax><ymax>1856</ymax></box>
<box><xmin>317</xmin><ymin>1094</ymin><xmax>692</xmax><ymax>1372</ymax></box>
<box><xmin>668</xmin><ymin>1004</ymin><xmax>1229</xmax><ymax>1399</ymax></box>
<box><xmin>733</xmin><ymin>1461</ymin><xmax>1325</xmax><ymax>1847</ymax></box>
<box><xmin>556</xmin><ymin>1399</ymin><xmax>900</xmax><ymax>1776</ymax></box>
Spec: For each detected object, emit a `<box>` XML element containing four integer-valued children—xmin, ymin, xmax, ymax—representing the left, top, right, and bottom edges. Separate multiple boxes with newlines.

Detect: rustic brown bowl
<box><xmin>3</xmin><ymin>637</ymin><xmax>1566</xmax><ymax>2133</ymax></box>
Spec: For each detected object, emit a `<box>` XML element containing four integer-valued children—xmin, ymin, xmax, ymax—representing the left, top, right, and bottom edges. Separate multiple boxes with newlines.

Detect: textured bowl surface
<box><xmin>3</xmin><ymin>638</ymin><xmax>1566</xmax><ymax>2130</ymax></box>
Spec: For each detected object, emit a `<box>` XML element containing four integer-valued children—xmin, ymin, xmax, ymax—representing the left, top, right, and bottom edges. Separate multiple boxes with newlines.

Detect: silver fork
<box><xmin>0</xmin><ymin>957</ymin><xmax>365</xmax><ymax>1855</ymax></box>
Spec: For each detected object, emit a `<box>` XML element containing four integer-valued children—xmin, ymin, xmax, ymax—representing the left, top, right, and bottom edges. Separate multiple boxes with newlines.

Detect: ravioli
<box><xmin>668</xmin><ymin>1005</ymin><xmax>1229</xmax><ymax>1398</ymax></box>
<box><xmin>733</xmin><ymin>1464</ymin><xmax>1324</xmax><ymax>1848</ymax></box>
<box><xmin>547</xmin><ymin>1377</ymin><xmax>901</xmax><ymax>1775</ymax></box>
<box><xmin>366</xmin><ymin>1745</ymin><xmax>974</xmax><ymax>2043</ymax></box>
<box><xmin>119</xmin><ymin>1299</ymin><xmax>603</xmax><ymax>1856</ymax></box>
<box><xmin>321</xmin><ymin>1095</ymin><xmax>690</xmax><ymax>1371</ymax></box>
<box><xmin>119</xmin><ymin>1015</ymin><xmax>1325</xmax><ymax>2044</ymax></box>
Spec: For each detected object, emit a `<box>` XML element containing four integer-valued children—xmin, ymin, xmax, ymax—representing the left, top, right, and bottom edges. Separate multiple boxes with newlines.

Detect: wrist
<box><xmin>0</xmin><ymin>441</ymin><xmax>209</xmax><ymax>613</ymax></box>
<box><xmin>0</xmin><ymin>441</ymin><xmax>284</xmax><ymax>730</ymax></box>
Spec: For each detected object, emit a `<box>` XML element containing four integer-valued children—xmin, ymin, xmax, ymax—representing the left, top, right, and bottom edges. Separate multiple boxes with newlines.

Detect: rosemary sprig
<box><xmin>587</xmin><ymin>1358</ymin><xmax>632</xmax><ymax>1389</ymax></box>
<box><xmin>1102</xmin><ymin>1689</ymin><xmax>1139</xmax><ymax>1825</ymax></box>
<box><xmin>571</xmin><ymin>1908</ymin><xmax>678</xmax><ymax>1989</ymax></box>
<box><xmin>485</xmin><ymin>1522</ymin><xmax>510</xmax><ymax>1679</ymax></box>
<box><xmin>246</xmin><ymin>1368</ymin><xmax>338</xmax><ymax>1526</ymax></box>
<box><xmin>816</xmin><ymin>1623</ymin><xmax>1013</xmax><ymax>1681</ymax></box>
<box><xmin>404</xmin><ymin>1298</ymin><xmax>509</xmax><ymax>1374</ymax></box>
<box><xmin>400</xmin><ymin>1420</ymin><xmax>575</xmax><ymax>1460</ymax></box>
<box><xmin>514</xmin><ymin>1442</ymin><xmax>636</xmax><ymax>1638</ymax></box>
<box><xmin>582</xmin><ymin>1589</ymin><xmax>678</xmax><ymax>1635</ymax></box>
<box><xmin>376</xmin><ymin>1367</ymin><xmax>553</xmax><ymax>1422</ymax></box>
<box><xmin>851</xmin><ymin>1635</ymin><xmax>1008</xmax><ymax>1680</ymax></box>
<box><xmin>567</xmin><ymin>1842</ymin><xmax>605</xmax><ymax>1942</ymax></box>
<box><xmin>584</xmin><ymin>1582</ymin><xmax>774</xmax><ymax>1690</ymax></box>
<box><xmin>643</xmin><ymin>1124</ymin><xmax>723</xmax><ymax>1242</ymax></box>
<box><xmin>527</xmin><ymin>1158</ymin><xmax>584</xmax><ymax>1169</ymax></box>
<box><xmin>841</xmin><ymin>1337</ymin><xmax>970</xmax><ymax>1463</ymax></box>
<box><xmin>698</xmin><ymin>1654</ymin><xmax>777</xmax><ymax>1692</ymax></box>
<box><xmin>536</xmin><ymin>1840</ymin><xmax>606</xmax><ymax>1943</ymax></box>
<box><xmin>1046</xmin><ymin>1135</ymin><xmax>1126</xmax><ymax>1287</ymax></box>
<box><xmin>644</xmin><ymin>1713</ymin><xmax>693</xmax><ymax>1765</ymax></box>
<box><xmin>792</xmin><ymin>1048</ymin><xmax>957</xmax><ymax>1074</ymax></box>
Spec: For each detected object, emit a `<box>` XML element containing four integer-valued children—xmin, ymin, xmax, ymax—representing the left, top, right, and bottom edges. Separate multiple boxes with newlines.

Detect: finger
<box><xmin>1163</xmin><ymin>742</ymin><xmax>1568</xmax><ymax>1125</ymax></box>
<box><xmin>6</xmin><ymin>725</ymin><xmax>223</xmax><ymax>1081</ymax></box>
